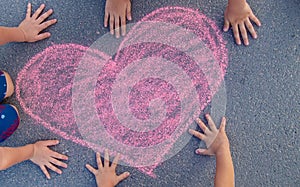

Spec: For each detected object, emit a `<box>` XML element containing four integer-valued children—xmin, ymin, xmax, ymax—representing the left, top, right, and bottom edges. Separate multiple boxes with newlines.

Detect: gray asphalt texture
<box><xmin>0</xmin><ymin>0</ymin><xmax>299</xmax><ymax>186</ymax></box>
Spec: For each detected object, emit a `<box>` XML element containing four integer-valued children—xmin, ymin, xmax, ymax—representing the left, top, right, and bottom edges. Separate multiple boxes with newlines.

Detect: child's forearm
<box><xmin>0</xmin><ymin>144</ymin><xmax>34</xmax><ymax>170</ymax></box>
<box><xmin>0</xmin><ymin>26</ymin><xmax>25</xmax><ymax>45</ymax></box>
<box><xmin>215</xmin><ymin>146</ymin><xmax>235</xmax><ymax>187</ymax></box>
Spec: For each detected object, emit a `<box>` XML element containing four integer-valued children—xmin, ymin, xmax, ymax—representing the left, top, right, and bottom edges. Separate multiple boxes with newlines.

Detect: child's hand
<box><xmin>86</xmin><ymin>149</ymin><xmax>130</xmax><ymax>187</ymax></box>
<box><xmin>189</xmin><ymin>114</ymin><xmax>230</xmax><ymax>156</ymax></box>
<box><xmin>30</xmin><ymin>140</ymin><xmax>68</xmax><ymax>179</ymax></box>
<box><xmin>104</xmin><ymin>0</ymin><xmax>132</xmax><ymax>38</ymax></box>
<box><xmin>223</xmin><ymin>1</ymin><xmax>261</xmax><ymax>46</ymax></box>
<box><xmin>18</xmin><ymin>3</ymin><xmax>57</xmax><ymax>43</ymax></box>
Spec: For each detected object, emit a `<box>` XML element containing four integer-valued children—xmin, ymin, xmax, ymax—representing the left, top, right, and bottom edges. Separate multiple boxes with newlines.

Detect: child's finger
<box><xmin>188</xmin><ymin>129</ymin><xmax>205</xmax><ymax>140</ymax></box>
<box><xmin>86</xmin><ymin>164</ymin><xmax>97</xmax><ymax>175</ymax></box>
<box><xmin>249</xmin><ymin>13</ymin><xmax>261</xmax><ymax>27</ymax></box>
<box><xmin>40</xmin><ymin>19</ymin><xmax>57</xmax><ymax>31</ymax></box>
<box><xmin>126</xmin><ymin>3</ymin><xmax>132</xmax><ymax>20</ymax></box>
<box><xmin>49</xmin><ymin>157</ymin><xmax>67</xmax><ymax>168</ymax></box>
<box><xmin>40</xmin><ymin>165</ymin><xmax>51</xmax><ymax>179</ymax></box>
<box><xmin>223</xmin><ymin>18</ymin><xmax>230</xmax><ymax>32</ymax></box>
<box><xmin>109</xmin><ymin>16</ymin><xmax>114</xmax><ymax>35</ymax></box>
<box><xmin>96</xmin><ymin>152</ymin><xmax>103</xmax><ymax>169</ymax></box>
<box><xmin>196</xmin><ymin>118</ymin><xmax>209</xmax><ymax>134</ymax></box>
<box><xmin>205</xmin><ymin>114</ymin><xmax>217</xmax><ymax>132</ymax></box>
<box><xmin>32</xmin><ymin>4</ymin><xmax>45</xmax><ymax>20</ymax></box>
<box><xmin>114</xmin><ymin>16</ymin><xmax>120</xmax><ymax>38</ymax></box>
<box><xmin>104</xmin><ymin>149</ymin><xmax>110</xmax><ymax>167</ymax></box>
<box><xmin>117</xmin><ymin>172</ymin><xmax>130</xmax><ymax>183</ymax></box>
<box><xmin>50</xmin><ymin>150</ymin><xmax>68</xmax><ymax>160</ymax></box>
<box><xmin>239</xmin><ymin>22</ymin><xmax>249</xmax><ymax>46</ymax></box>
<box><xmin>46</xmin><ymin>162</ymin><xmax>62</xmax><ymax>175</ymax></box>
<box><xmin>232</xmin><ymin>24</ymin><xmax>241</xmax><ymax>45</ymax></box>
<box><xmin>245</xmin><ymin>18</ymin><xmax>257</xmax><ymax>39</ymax></box>
<box><xmin>26</xmin><ymin>3</ymin><xmax>32</xmax><ymax>19</ymax></box>
<box><xmin>37</xmin><ymin>9</ymin><xmax>53</xmax><ymax>24</ymax></box>
<box><xmin>219</xmin><ymin>117</ymin><xmax>226</xmax><ymax>132</ymax></box>
<box><xmin>43</xmin><ymin>140</ymin><xmax>59</xmax><ymax>146</ymax></box>
<box><xmin>104</xmin><ymin>12</ymin><xmax>109</xmax><ymax>27</ymax></box>
<box><xmin>111</xmin><ymin>153</ymin><xmax>120</xmax><ymax>170</ymax></box>
<box><xmin>121</xmin><ymin>15</ymin><xmax>126</xmax><ymax>36</ymax></box>
<box><xmin>35</xmin><ymin>32</ymin><xmax>51</xmax><ymax>41</ymax></box>
<box><xmin>195</xmin><ymin>148</ymin><xmax>212</xmax><ymax>156</ymax></box>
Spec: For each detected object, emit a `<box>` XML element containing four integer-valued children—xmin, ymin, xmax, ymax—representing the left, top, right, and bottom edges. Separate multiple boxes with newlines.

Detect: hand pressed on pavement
<box><xmin>30</xmin><ymin>140</ymin><xmax>68</xmax><ymax>179</ymax></box>
<box><xmin>189</xmin><ymin>114</ymin><xmax>230</xmax><ymax>156</ymax></box>
<box><xmin>18</xmin><ymin>3</ymin><xmax>57</xmax><ymax>42</ymax></box>
<box><xmin>86</xmin><ymin>149</ymin><xmax>130</xmax><ymax>187</ymax></box>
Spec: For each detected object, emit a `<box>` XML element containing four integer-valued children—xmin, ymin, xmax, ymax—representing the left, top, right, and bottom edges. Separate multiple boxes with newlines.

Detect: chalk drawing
<box><xmin>16</xmin><ymin>7</ymin><xmax>228</xmax><ymax>177</ymax></box>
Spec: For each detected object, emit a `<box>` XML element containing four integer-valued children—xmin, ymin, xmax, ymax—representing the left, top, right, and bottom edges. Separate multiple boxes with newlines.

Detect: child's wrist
<box><xmin>215</xmin><ymin>144</ymin><xmax>230</xmax><ymax>157</ymax></box>
<box><xmin>17</xmin><ymin>27</ymin><xmax>27</xmax><ymax>42</ymax></box>
<box><xmin>98</xmin><ymin>183</ymin><xmax>114</xmax><ymax>187</ymax></box>
<box><xmin>227</xmin><ymin>0</ymin><xmax>246</xmax><ymax>9</ymax></box>
<box><xmin>26</xmin><ymin>144</ymin><xmax>35</xmax><ymax>160</ymax></box>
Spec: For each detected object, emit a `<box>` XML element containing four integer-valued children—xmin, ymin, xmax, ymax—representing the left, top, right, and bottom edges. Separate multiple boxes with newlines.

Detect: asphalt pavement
<box><xmin>0</xmin><ymin>0</ymin><xmax>299</xmax><ymax>186</ymax></box>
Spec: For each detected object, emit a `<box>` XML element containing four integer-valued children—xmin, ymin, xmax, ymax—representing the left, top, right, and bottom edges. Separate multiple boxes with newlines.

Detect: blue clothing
<box><xmin>0</xmin><ymin>71</ymin><xmax>6</xmax><ymax>101</ymax></box>
<box><xmin>0</xmin><ymin>70</ymin><xmax>19</xmax><ymax>142</ymax></box>
<box><xmin>0</xmin><ymin>104</ymin><xmax>20</xmax><ymax>142</ymax></box>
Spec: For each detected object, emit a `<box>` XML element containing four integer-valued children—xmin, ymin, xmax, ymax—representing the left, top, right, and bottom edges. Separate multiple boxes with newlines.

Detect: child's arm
<box><xmin>0</xmin><ymin>140</ymin><xmax>68</xmax><ymax>180</ymax></box>
<box><xmin>0</xmin><ymin>27</ymin><xmax>25</xmax><ymax>45</ymax></box>
<box><xmin>0</xmin><ymin>3</ymin><xmax>57</xmax><ymax>45</ymax></box>
<box><xmin>214</xmin><ymin>142</ymin><xmax>234</xmax><ymax>187</ymax></box>
<box><xmin>223</xmin><ymin>0</ymin><xmax>261</xmax><ymax>46</ymax></box>
<box><xmin>0</xmin><ymin>144</ymin><xmax>34</xmax><ymax>170</ymax></box>
<box><xmin>86</xmin><ymin>149</ymin><xmax>130</xmax><ymax>187</ymax></box>
<box><xmin>189</xmin><ymin>114</ymin><xmax>234</xmax><ymax>187</ymax></box>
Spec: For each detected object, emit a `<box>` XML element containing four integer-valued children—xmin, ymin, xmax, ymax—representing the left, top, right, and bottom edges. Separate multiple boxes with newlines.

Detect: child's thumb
<box><xmin>195</xmin><ymin>148</ymin><xmax>209</xmax><ymax>155</ymax></box>
<box><xmin>223</xmin><ymin>19</ymin><xmax>230</xmax><ymax>32</ymax></box>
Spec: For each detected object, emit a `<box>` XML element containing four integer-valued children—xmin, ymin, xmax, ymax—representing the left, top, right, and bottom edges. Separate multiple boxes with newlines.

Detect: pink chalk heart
<box><xmin>16</xmin><ymin>7</ymin><xmax>227</xmax><ymax>177</ymax></box>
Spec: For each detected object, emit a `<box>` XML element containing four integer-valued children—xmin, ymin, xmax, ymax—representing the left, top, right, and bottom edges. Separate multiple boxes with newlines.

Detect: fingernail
<box><xmin>188</xmin><ymin>129</ymin><xmax>193</xmax><ymax>134</ymax></box>
<box><xmin>196</xmin><ymin>149</ymin><xmax>204</xmax><ymax>154</ymax></box>
<box><xmin>125</xmin><ymin>172</ymin><xmax>130</xmax><ymax>176</ymax></box>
